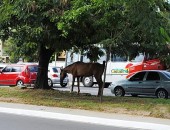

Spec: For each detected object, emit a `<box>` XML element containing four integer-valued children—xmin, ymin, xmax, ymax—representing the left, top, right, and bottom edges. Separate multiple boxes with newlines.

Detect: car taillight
<box><xmin>52</xmin><ymin>74</ymin><xmax>58</xmax><ymax>77</ymax></box>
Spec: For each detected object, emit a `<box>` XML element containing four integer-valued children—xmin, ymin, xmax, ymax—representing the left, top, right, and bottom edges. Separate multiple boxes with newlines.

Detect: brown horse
<box><xmin>60</xmin><ymin>61</ymin><xmax>105</xmax><ymax>96</ymax></box>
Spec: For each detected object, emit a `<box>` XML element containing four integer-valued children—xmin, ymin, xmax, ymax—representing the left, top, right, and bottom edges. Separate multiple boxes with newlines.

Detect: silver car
<box><xmin>48</xmin><ymin>66</ymin><xmax>69</xmax><ymax>87</ymax></box>
<box><xmin>109</xmin><ymin>70</ymin><xmax>170</xmax><ymax>99</ymax></box>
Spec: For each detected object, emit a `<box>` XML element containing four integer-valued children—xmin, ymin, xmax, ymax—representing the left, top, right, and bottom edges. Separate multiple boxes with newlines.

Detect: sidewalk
<box><xmin>0</xmin><ymin>102</ymin><xmax>169</xmax><ymax>130</ymax></box>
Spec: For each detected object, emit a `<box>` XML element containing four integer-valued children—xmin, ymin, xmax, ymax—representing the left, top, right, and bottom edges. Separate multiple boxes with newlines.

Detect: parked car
<box><xmin>48</xmin><ymin>66</ymin><xmax>69</xmax><ymax>87</ymax></box>
<box><xmin>0</xmin><ymin>63</ymin><xmax>7</xmax><ymax>70</ymax></box>
<box><xmin>0</xmin><ymin>64</ymin><xmax>38</xmax><ymax>87</ymax></box>
<box><xmin>109</xmin><ymin>70</ymin><xmax>170</xmax><ymax>99</ymax></box>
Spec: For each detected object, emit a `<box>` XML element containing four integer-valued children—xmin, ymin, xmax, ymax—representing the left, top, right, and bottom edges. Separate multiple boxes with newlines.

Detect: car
<box><xmin>0</xmin><ymin>64</ymin><xmax>38</xmax><ymax>87</ymax></box>
<box><xmin>109</xmin><ymin>70</ymin><xmax>170</xmax><ymax>99</ymax></box>
<box><xmin>48</xmin><ymin>66</ymin><xmax>69</xmax><ymax>87</ymax></box>
<box><xmin>0</xmin><ymin>63</ymin><xmax>7</xmax><ymax>70</ymax></box>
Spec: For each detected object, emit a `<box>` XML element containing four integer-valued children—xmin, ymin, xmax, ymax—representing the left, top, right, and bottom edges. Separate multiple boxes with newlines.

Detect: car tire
<box><xmin>82</xmin><ymin>76</ymin><xmax>94</xmax><ymax>87</ymax></box>
<box><xmin>60</xmin><ymin>83</ymin><xmax>67</xmax><ymax>87</ymax></box>
<box><xmin>156</xmin><ymin>89</ymin><xmax>168</xmax><ymax>99</ymax></box>
<box><xmin>17</xmin><ymin>80</ymin><xmax>24</xmax><ymax>87</ymax></box>
<box><xmin>48</xmin><ymin>78</ymin><xmax>53</xmax><ymax>88</ymax></box>
<box><xmin>114</xmin><ymin>87</ymin><xmax>125</xmax><ymax>97</ymax></box>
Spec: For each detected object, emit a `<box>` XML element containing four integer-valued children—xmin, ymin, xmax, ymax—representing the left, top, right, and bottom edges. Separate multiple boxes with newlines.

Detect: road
<box><xmin>0</xmin><ymin>112</ymin><xmax>134</xmax><ymax>130</ymax></box>
<box><xmin>53</xmin><ymin>84</ymin><xmax>158</xmax><ymax>98</ymax></box>
<box><xmin>0</xmin><ymin>102</ymin><xmax>170</xmax><ymax>130</ymax></box>
<box><xmin>53</xmin><ymin>84</ymin><xmax>113</xmax><ymax>96</ymax></box>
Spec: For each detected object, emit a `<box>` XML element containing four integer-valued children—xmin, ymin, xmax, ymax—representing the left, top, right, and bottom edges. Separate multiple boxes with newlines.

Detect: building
<box><xmin>0</xmin><ymin>40</ymin><xmax>9</xmax><ymax>63</ymax></box>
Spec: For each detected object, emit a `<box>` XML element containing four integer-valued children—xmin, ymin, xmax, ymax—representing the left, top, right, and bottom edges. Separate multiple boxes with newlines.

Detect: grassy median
<box><xmin>0</xmin><ymin>87</ymin><xmax>169</xmax><ymax>119</ymax></box>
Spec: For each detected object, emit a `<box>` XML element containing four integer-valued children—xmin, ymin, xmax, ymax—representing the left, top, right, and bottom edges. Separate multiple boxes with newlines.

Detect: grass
<box><xmin>0</xmin><ymin>87</ymin><xmax>170</xmax><ymax>119</ymax></box>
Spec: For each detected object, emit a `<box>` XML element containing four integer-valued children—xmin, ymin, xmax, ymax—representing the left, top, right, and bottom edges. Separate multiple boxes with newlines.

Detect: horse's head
<box><xmin>60</xmin><ymin>69</ymin><xmax>67</xmax><ymax>85</ymax></box>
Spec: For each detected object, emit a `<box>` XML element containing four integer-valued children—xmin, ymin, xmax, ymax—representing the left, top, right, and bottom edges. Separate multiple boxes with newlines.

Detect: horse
<box><xmin>60</xmin><ymin>61</ymin><xmax>105</xmax><ymax>96</ymax></box>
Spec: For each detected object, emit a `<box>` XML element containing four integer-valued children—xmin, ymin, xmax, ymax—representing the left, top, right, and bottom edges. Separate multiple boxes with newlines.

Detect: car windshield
<box><xmin>163</xmin><ymin>71</ymin><xmax>170</xmax><ymax>79</ymax></box>
<box><xmin>131</xmin><ymin>54</ymin><xmax>144</xmax><ymax>62</ymax></box>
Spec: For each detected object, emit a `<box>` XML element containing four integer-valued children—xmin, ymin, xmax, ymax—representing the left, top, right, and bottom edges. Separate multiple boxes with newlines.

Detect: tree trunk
<box><xmin>35</xmin><ymin>44</ymin><xmax>54</xmax><ymax>89</ymax></box>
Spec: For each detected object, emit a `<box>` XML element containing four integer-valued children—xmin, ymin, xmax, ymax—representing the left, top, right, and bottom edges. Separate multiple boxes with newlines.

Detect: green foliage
<box><xmin>59</xmin><ymin>0</ymin><xmax>170</xmax><ymax>63</ymax></box>
<box><xmin>0</xmin><ymin>0</ymin><xmax>71</xmax><ymax>60</ymax></box>
<box><xmin>0</xmin><ymin>0</ymin><xmax>170</xmax><ymax>66</ymax></box>
<box><xmin>4</xmin><ymin>37</ymin><xmax>38</xmax><ymax>62</ymax></box>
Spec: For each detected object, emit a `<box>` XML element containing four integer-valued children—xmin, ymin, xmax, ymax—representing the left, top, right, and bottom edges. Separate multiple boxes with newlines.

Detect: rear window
<box><xmin>146</xmin><ymin>72</ymin><xmax>160</xmax><ymax>80</ymax></box>
<box><xmin>163</xmin><ymin>71</ymin><xmax>170</xmax><ymax>79</ymax></box>
<box><xmin>52</xmin><ymin>67</ymin><xmax>58</xmax><ymax>73</ymax></box>
<box><xmin>28</xmin><ymin>66</ymin><xmax>38</xmax><ymax>72</ymax></box>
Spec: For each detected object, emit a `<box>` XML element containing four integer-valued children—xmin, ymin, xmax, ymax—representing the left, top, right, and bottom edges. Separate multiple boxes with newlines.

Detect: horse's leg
<box><xmin>94</xmin><ymin>75</ymin><xmax>103</xmax><ymax>96</ymax></box>
<box><xmin>71</xmin><ymin>76</ymin><xmax>75</xmax><ymax>93</ymax></box>
<box><xmin>77</xmin><ymin>77</ymin><xmax>80</xmax><ymax>95</ymax></box>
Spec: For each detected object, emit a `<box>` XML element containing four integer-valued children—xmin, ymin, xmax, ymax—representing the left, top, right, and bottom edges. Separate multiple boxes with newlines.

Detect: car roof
<box><xmin>127</xmin><ymin>70</ymin><xmax>169</xmax><ymax>79</ymax></box>
<box><xmin>6</xmin><ymin>64</ymin><xmax>37</xmax><ymax>67</ymax></box>
<box><xmin>136</xmin><ymin>70</ymin><xmax>168</xmax><ymax>73</ymax></box>
<box><xmin>48</xmin><ymin>66</ymin><xmax>61</xmax><ymax>68</ymax></box>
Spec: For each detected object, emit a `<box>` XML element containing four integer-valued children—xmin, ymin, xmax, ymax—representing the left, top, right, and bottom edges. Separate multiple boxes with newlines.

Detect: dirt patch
<box><xmin>104</xmin><ymin>108</ymin><xmax>151</xmax><ymax>117</ymax></box>
<box><xmin>0</xmin><ymin>97</ymin><xmax>20</xmax><ymax>103</ymax></box>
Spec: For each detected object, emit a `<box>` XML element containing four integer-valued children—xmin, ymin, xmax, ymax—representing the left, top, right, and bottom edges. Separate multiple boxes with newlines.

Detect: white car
<box><xmin>0</xmin><ymin>63</ymin><xmax>7</xmax><ymax>70</ymax></box>
<box><xmin>48</xmin><ymin>66</ymin><xmax>69</xmax><ymax>87</ymax></box>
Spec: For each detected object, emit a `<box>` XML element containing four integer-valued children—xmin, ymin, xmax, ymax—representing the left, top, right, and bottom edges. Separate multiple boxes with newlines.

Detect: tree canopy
<box><xmin>0</xmin><ymin>0</ymin><xmax>169</xmax><ymax>90</ymax></box>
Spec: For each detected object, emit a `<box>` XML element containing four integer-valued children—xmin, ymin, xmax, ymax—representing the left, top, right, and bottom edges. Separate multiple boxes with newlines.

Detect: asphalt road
<box><xmin>0</xmin><ymin>112</ymin><xmax>136</xmax><ymax>130</ymax></box>
<box><xmin>53</xmin><ymin>84</ymin><xmax>159</xmax><ymax>98</ymax></box>
<box><xmin>53</xmin><ymin>84</ymin><xmax>113</xmax><ymax>96</ymax></box>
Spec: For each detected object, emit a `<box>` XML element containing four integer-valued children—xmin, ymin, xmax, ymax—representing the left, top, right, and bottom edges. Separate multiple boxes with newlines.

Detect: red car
<box><xmin>126</xmin><ymin>59</ymin><xmax>165</xmax><ymax>79</ymax></box>
<box><xmin>0</xmin><ymin>64</ymin><xmax>38</xmax><ymax>87</ymax></box>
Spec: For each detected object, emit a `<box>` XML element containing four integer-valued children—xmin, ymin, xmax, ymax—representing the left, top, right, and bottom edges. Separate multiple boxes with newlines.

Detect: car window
<box><xmin>52</xmin><ymin>67</ymin><xmax>58</xmax><ymax>73</ymax></box>
<box><xmin>2</xmin><ymin>67</ymin><xmax>12</xmax><ymax>72</ymax></box>
<box><xmin>11</xmin><ymin>67</ymin><xmax>22</xmax><ymax>72</ymax></box>
<box><xmin>28</xmin><ymin>66</ymin><xmax>38</xmax><ymax>72</ymax></box>
<box><xmin>163</xmin><ymin>71</ymin><xmax>170</xmax><ymax>79</ymax></box>
<box><xmin>129</xmin><ymin>72</ymin><xmax>146</xmax><ymax>81</ymax></box>
<box><xmin>146</xmin><ymin>72</ymin><xmax>160</xmax><ymax>81</ymax></box>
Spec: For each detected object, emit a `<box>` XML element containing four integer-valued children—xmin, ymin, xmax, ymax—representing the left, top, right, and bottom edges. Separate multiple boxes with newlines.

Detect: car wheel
<box><xmin>60</xmin><ymin>83</ymin><xmax>67</xmax><ymax>87</ymax></box>
<box><xmin>48</xmin><ymin>78</ymin><xmax>53</xmax><ymax>88</ymax></box>
<box><xmin>114</xmin><ymin>87</ymin><xmax>125</xmax><ymax>97</ymax></box>
<box><xmin>131</xmin><ymin>94</ymin><xmax>138</xmax><ymax>97</ymax></box>
<box><xmin>82</xmin><ymin>76</ymin><xmax>94</xmax><ymax>87</ymax></box>
<box><xmin>17</xmin><ymin>80</ymin><xmax>24</xmax><ymax>87</ymax></box>
<box><xmin>156</xmin><ymin>89</ymin><xmax>168</xmax><ymax>99</ymax></box>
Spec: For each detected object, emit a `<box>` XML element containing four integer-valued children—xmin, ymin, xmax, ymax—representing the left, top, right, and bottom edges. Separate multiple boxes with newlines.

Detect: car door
<box><xmin>0</xmin><ymin>66</ymin><xmax>12</xmax><ymax>85</ymax></box>
<box><xmin>142</xmin><ymin>71</ymin><xmax>161</xmax><ymax>94</ymax></box>
<box><xmin>125</xmin><ymin>72</ymin><xmax>146</xmax><ymax>94</ymax></box>
<box><xmin>8</xmin><ymin>66</ymin><xmax>22</xmax><ymax>85</ymax></box>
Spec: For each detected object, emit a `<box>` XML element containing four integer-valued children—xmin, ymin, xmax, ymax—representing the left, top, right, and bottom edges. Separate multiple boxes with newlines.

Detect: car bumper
<box><xmin>24</xmin><ymin>80</ymin><xmax>36</xmax><ymax>86</ymax></box>
<box><xmin>51</xmin><ymin>78</ymin><xmax>68</xmax><ymax>84</ymax></box>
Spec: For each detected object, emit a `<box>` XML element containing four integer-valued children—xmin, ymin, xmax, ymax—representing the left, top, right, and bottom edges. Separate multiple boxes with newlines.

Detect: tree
<box><xmin>0</xmin><ymin>0</ymin><xmax>169</xmax><ymax>92</ymax></box>
<box><xmin>0</xmin><ymin>0</ymin><xmax>70</xmax><ymax>89</ymax></box>
<box><xmin>122</xmin><ymin>0</ymin><xmax>170</xmax><ymax>58</ymax></box>
<box><xmin>4</xmin><ymin>37</ymin><xmax>38</xmax><ymax>63</ymax></box>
